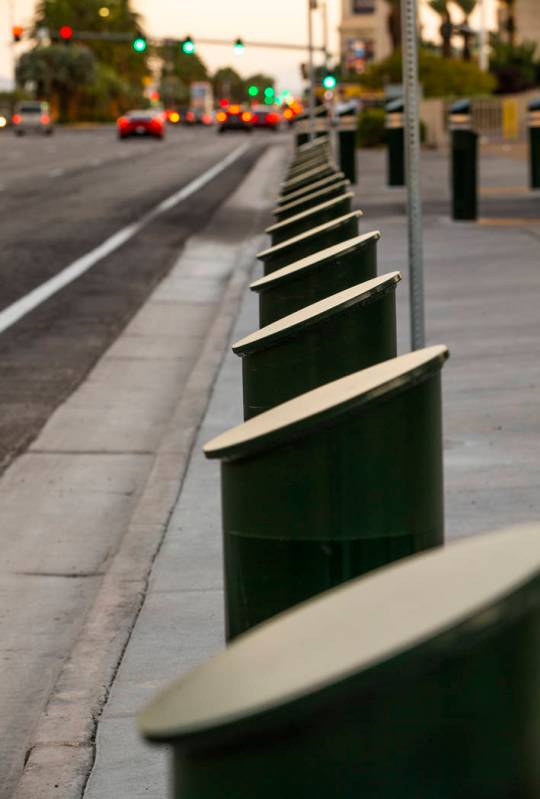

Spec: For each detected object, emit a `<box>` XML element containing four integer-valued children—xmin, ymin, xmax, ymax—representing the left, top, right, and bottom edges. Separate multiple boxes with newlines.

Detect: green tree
<box><xmin>489</xmin><ymin>35</ymin><xmax>537</xmax><ymax>93</ymax></box>
<box><xmin>16</xmin><ymin>44</ymin><xmax>96</xmax><ymax>120</ymax></box>
<box><xmin>360</xmin><ymin>48</ymin><xmax>495</xmax><ymax>97</ymax></box>
<box><xmin>212</xmin><ymin>66</ymin><xmax>244</xmax><ymax>102</ymax></box>
<box><xmin>429</xmin><ymin>0</ymin><xmax>453</xmax><ymax>58</ymax></box>
<box><xmin>159</xmin><ymin>47</ymin><xmax>208</xmax><ymax>107</ymax></box>
<box><xmin>33</xmin><ymin>0</ymin><xmax>147</xmax><ymax>90</ymax></box>
<box><xmin>454</xmin><ymin>0</ymin><xmax>476</xmax><ymax>61</ymax></box>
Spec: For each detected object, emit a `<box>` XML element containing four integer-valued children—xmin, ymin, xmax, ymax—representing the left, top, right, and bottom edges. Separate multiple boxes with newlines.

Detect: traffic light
<box><xmin>233</xmin><ymin>38</ymin><xmax>244</xmax><ymax>55</ymax></box>
<box><xmin>59</xmin><ymin>25</ymin><xmax>74</xmax><ymax>41</ymax></box>
<box><xmin>12</xmin><ymin>26</ymin><xmax>24</xmax><ymax>42</ymax></box>
<box><xmin>264</xmin><ymin>86</ymin><xmax>275</xmax><ymax>105</ymax></box>
<box><xmin>248</xmin><ymin>85</ymin><xmax>259</xmax><ymax>97</ymax></box>
<box><xmin>322</xmin><ymin>73</ymin><xmax>337</xmax><ymax>90</ymax></box>
<box><xmin>182</xmin><ymin>36</ymin><xmax>195</xmax><ymax>54</ymax></box>
<box><xmin>132</xmin><ymin>36</ymin><xmax>147</xmax><ymax>52</ymax></box>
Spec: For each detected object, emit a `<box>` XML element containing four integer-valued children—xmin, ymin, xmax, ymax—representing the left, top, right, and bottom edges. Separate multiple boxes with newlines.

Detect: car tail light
<box><xmin>266</xmin><ymin>112</ymin><xmax>278</xmax><ymax>124</ymax></box>
<box><xmin>283</xmin><ymin>108</ymin><xmax>294</xmax><ymax>119</ymax></box>
<box><xmin>201</xmin><ymin>113</ymin><xmax>212</xmax><ymax>125</ymax></box>
<box><xmin>216</xmin><ymin>111</ymin><xmax>227</xmax><ymax>123</ymax></box>
<box><xmin>186</xmin><ymin>111</ymin><xmax>195</xmax><ymax>122</ymax></box>
<box><xmin>229</xmin><ymin>105</ymin><xmax>241</xmax><ymax>115</ymax></box>
<box><xmin>40</xmin><ymin>114</ymin><xmax>50</xmax><ymax>125</ymax></box>
<box><xmin>118</xmin><ymin>117</ymin><xmax>129</xmax><ymax>127</ymax></box>
<box><xmin>241</xmin><ymin>111</ymin><xmax>252</xmax><ymax>122</ymax></box>
<box><xmin>12</xmin><ymin>114</ymin><xmax>21</xmax><ymax>125</ymax></box>
<box><xmin>168</xmin><ymin>111</ymin><xmax>180</xmax><ymax>123</ymax></box>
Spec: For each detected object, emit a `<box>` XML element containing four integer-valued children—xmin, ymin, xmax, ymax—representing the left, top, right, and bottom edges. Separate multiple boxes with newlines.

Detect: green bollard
<box><xmin>450</xmin><ymin>99</ymin><xmax>478</xmax><ymax>221</ymax></box>
<box><xmin>253</xmin><ymin>231</ymin><xmax>380</xmax><ymax>326</ymax></box>
<box><xmin>294</xmin><ymin>135</ymin><xmax>331</xmax><ymax>159</ymax></box>
<box><xmin>280</xmin><ymin>164</ymin><xmax>339</xmax><ymax>197</ymax></box>
<box><xmin>266</xmin><ymin>193</ymin><xmax>354</xmax><ymax>245</ymax></box>
<box><xmin>338</xmin><ymin>122</ymin><xmax>357</xmax><ymax>184</ymax></box>
<box><xmin>288</xmin><ymin>148</ymin><xmax>330</xmax><ymax>170</ymax></box>
<box><xmin>528</xmin><ymin>98</ymin><xmax>540</xmax><ymax>189</ymax></box>
<box><xmin>234</xmin><ymin>273</ymin><xmax>400</xmax><ymax>419</ymax></box>
<box><xmin>275</xmin><ymin>172</ymin><xmax>346</xmax><ymax>207</ymax></box>
<box><xmin>295</xmin><ymin>130</ymin><xmax>309</xmax><ymax>148</ymax></box>
<box><xmin>273</xmin><ymin>180</ymin><xmax>351</xmax><ymax>221</ymax></box>
<box><xmin>385</xmin><ymin>99</ymin><xmax>405</xmax><ymax>187</ymax></box>
<box><xmin>204</xmin><ymin>345</ymin><xmax>449</xmax><ymax>639</ymax></box>
<box><xmin>257</xmin><ymin>211</ymin><xmax>363</xmax><ymax>275</ymax></box>
<box><xmin>139</xmin><ymin>524</ymin><xmax>540</xmax><ymax>799</ymax></box>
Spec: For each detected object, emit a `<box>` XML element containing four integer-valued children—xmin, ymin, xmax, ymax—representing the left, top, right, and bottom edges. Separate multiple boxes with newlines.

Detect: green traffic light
<box><xmin>264</xmin><ymin>86</ymin><xmax>275</xmax><ymax>97</ymax></box>
<box><xmin>322</xmin><ymin>74</ymin><xmax>337</xmax><ymax>90</ymax></box>
<box><xmin>182</xmin><ymin>36</ymin><xmax>195</xmax><ymax>54</ymax></box>
<box><xmin>234</xmin><ymin>38</ymin><xmax>244</xmax><ymax>54</ymax></box>
<box><xmin>132</xmin><ymin>37</ymin><xmax>147</xmax><ymax>53</ymax></box>
<box><xmin>248</xmin><ymin>85</ymin><xmax>259</xmax><ymax>97</ymax></box>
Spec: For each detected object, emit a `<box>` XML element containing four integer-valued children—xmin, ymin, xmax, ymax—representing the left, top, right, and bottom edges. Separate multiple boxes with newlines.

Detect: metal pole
<box><xmin>478</xmin><ymin>0</ymin><xmax>488</xmax><ymax>72</ymax></box>
<box><xmin>8</xmin><ymin>0</ymin><xmax>16</xmax><ymax>90</ymax></box>
<box><xmin>401</xmin><ymin>0</ymin><xmax>425</xmax><ymax>350</ymax></box>
<box><xmin>307</xmin><ymin>0</ymin><xmax>316</xmax><ymax>141</ymax></box>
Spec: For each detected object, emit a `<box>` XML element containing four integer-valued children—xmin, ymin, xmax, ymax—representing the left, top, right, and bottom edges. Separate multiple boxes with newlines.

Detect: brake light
<box><xmin>40</xmin><ymin>114</ymin><xmax>50</xmax><ymax>125</ymax></box>
<box><xmin>229</xmin><ymin>105</ymin><xmax>240</xmax><ymax>115</ymax></box>
<box><xmin>201</xmin><ymin>113</ymin><xmax>212</xmax><ymax>125</ymax></box>
<box><xmin>12</xmin><ymin>114</ymin><xmax>21</xmax><ymax>125</ymax></box>
<box><xmin>186</xmin><ymin>111</ymin><xmax>195</xmax><ymax>122</ymax></box>
<box><xmin>118</xmin><ymin>116</ymin><xmax>129</xmax><ymax>127</ymax></box>
<box><xmin>283</xmin><ymin>108</ymin><xmax>294</xmax><ymax>119</ymax></box>
<box><xmin>216</xmin><ymin>111</ymin><xmax>227</xmax><ymax>122</ymax></box>
<box><xmin>241</xmin><ymin>111</ymin><xmax>252</xmax><ymax>122</ymax></box>
<box><xmin>266</xmin><ymin>112</ymin><xmax>278</xmax><ymax>124</ymax></box>
<box><xmin>168</xmin><ymin>111</ymin><xmax>180</xmax><ymax>123</ymax></box>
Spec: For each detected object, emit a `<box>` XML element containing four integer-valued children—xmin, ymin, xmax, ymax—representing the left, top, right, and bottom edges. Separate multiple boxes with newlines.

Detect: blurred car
<box><xmin>216</xmin><ymin>106</ymin><xmax>253</xmax><ymax>134</ymax></box>
<box><xmin>183</xmin><ymin>108</ymin><xmax>214</xmax><ymax>126</ymax></box>
<box><xmin>251</xmin><ymin>106</ymin><xmax>281</xmax><ymax>132</ymax></box>
<box><xmin>117</xmin><ymin>109</ymin><xmax>166</xmax><ymax>140</ymax></box>
<box><xmin>12</xmin><ymin>101</ymin><xmax>53</xmax><ymax>136</ymax></box>
<box><xmin>165</xmin><ymin>109</ymin><xmax>181</xmax><ymax>125</ymax></box>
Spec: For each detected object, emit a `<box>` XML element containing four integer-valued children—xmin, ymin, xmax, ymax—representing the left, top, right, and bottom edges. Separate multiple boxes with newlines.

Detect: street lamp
<box><xmin>98</xmin><ymin>7</ymin><xmax>110</xmax><ymax>18</ymax></box>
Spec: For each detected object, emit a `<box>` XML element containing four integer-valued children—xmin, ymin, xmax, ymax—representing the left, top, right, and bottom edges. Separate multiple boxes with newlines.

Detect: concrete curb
<box><xmin>13</xmin><ymin>150</ymin><xmax>281</xmax><ymax>798</ymax></box>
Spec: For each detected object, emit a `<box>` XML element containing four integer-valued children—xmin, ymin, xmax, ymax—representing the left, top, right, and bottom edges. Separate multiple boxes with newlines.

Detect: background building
<box><xmin>339</xmin><ymin>0</ymin><xmax>392</xmax><ymax>73</ymax></box>
<box><xmin>497</xmin><ymin>0</ymin><xmax>540</xmax><ymax>46</ymax></box>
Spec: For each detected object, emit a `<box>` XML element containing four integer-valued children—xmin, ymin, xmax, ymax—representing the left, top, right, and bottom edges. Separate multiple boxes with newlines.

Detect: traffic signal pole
<box><xmin>307</xmin><ymin>0</ymin><xmax>317</xmax><ymax>141</ymax></box>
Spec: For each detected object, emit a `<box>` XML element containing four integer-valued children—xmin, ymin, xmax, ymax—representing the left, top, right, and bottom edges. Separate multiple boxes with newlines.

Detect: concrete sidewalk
<box><xmin>84</xmin><ymin>143</ymin><xmax>540</xmax><ymax>797</ymax></box>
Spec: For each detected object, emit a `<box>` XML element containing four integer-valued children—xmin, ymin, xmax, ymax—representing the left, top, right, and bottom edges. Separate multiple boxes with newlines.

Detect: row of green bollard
<box><xmin>385</xmin><ymin>96</ymin><xmax>540</xmax><ymax>220</ymax></box>
<box><xmin>138</xmin><ymin>134</ymin><xmax>540</xmax><ymax>797</ymax></box>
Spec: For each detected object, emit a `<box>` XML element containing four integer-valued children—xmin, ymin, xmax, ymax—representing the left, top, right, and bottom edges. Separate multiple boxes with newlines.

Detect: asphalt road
<box><xmin>0</xmin><ymin>124</ymin><xmax>281</xmax><ymax>797</ymax></box>
<box><xmin>0</xmin><ymin>125</ymin><xmax>268</xmax><ymax>473</ymax></box>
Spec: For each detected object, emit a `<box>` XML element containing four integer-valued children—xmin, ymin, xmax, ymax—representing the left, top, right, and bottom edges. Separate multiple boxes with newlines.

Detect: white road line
<box><xmin>0</xmin><ymin>142</ymin><xmax>251</xmax><ymax>336</ymax></box>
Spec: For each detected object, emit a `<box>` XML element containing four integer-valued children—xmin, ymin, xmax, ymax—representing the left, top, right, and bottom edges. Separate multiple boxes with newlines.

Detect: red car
<box><xmin>117</xmin><ymin>109</ymin><xmax>166</xmax><ymax>140</ymax></box>
<box><xmin>251</xmin><ymin>106</ymin><xmax>281</xmax><ymax>131</ymax></box>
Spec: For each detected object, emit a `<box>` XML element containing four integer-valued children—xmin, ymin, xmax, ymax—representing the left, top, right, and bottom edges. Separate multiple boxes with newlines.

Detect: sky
<box><xmin>0</xmin><ymin>0</ymin><xmax>341</xmax><ymax>92</ymax></box>
<box><xmin>1</xmin><ymin>0</ymin><xmax>497</xmax><ymax>92</ymax></box>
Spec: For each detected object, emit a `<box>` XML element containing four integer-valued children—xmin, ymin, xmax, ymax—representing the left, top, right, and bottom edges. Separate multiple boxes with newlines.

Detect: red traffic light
<box><xmin>12</xmin><ymin>25</ymin><xmax>24</xmax><ymax>42</ymax></box>
<box><xmin>59</xmin><ymin>25</ymin><xmax>74</xmax><ymax>40</ymax></box>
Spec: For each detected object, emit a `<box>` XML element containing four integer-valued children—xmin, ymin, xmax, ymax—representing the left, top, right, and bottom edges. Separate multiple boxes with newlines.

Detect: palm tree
<box><xmin>429</xmin><ymin>0</ymin><xmax>453</xmax><ymax>58</ymax></box>
<box><xmin>499</xmin><ymin>0</ymin><xmax>516</xmax><ymax>46</ymax></box>
<box><xmin>454</xmin><ymin>0</ymin><xmax>476</xmax><ymax>60</ymax></box>
<box><xmin>385</xmin><ymin>0</ymin><xmax>402</xmax><ymax>51</ymax></box>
